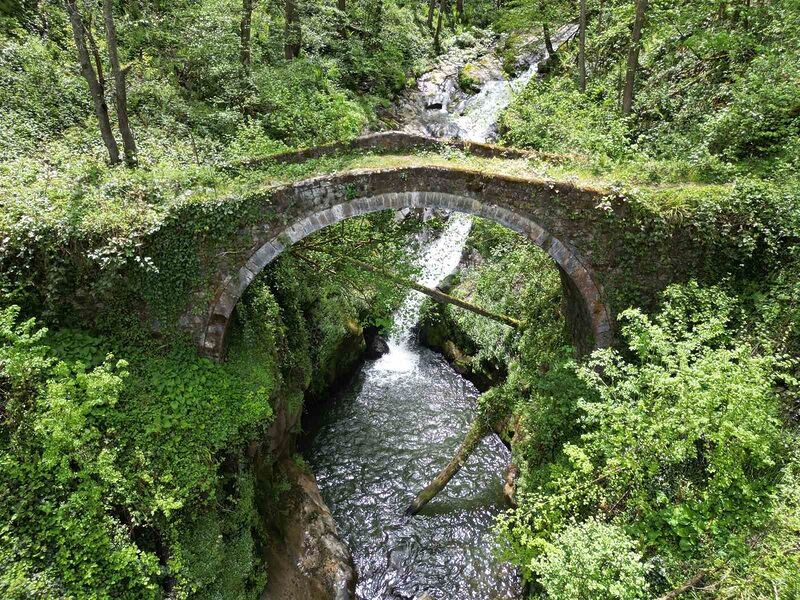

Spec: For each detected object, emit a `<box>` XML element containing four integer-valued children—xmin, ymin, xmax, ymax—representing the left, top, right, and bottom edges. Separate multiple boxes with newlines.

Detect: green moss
<box><xmin>458</xmin><ymin>63</ymin><xmax>482</xmax><ymax>93</ymax></box>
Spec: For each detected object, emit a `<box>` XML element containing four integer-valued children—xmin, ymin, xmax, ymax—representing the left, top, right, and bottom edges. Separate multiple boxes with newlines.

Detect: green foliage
<box><xmin>451</xmin><ymin>218</ymin><xmax>566</xmax><ymax>368</ymax></box>
<box><xmin>2</xmin><ymin>0</ymin><xmax>800</xmax><ymax>597</ymax></box>
<box><xmin>0</xmin><ymin>224</ymin><xmax>397</xmax><ymax>596</ymax></box>
<box><xmin>1</xmin><ymin>307</ymin><xmax>161</xmax><ymax>598</ymax></box>
<box><xmin>500</xmin><ymin>78</ymin><xmax>631</xmax><ymax>158</ymax></box>
<box><xmin>704</xmin><ymin>49</ymin><xmax>800</xmax><ymax>163</ymax></box>
<box><xmin>532</xmin><ymin>519</ymin><xmax>650</xmax><ymax>600</ymax></box>
<box><xmin>499</xmin><ymin>0</ymin><xmax>800</xmax><ymax>180</ymax></box>
<box><xmin>0</xmin><ymin>37</ymin><xmax>87</xmax><ymax>160</ymax></box>
<box><xmin>0</xmin><ymin>265</ymin><xmax>365</xmax><ymax>597</ymax></box>
<box><xmin>253</xmin><ymin>60</ymin><xmax>368</xmax><ymax>148</ymax></box>
<box><xmin>496</xmin><ymin>283</ymin><xmax>793</xmax><ymax>596</ymax></box>
<box><xmin>283</xmin><ymin>209</ymin><xmax>426</xmax><ymax>337</ymax></box>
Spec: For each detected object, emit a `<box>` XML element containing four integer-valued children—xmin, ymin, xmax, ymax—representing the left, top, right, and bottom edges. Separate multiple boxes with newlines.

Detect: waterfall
<box><xmin>455</xmin><ymin>24</ymin><xmax>579</xmax><ymax>142</ymax></box>
<box><xmin>400</xmin><ymin>23</ymin><xmax>579</xmax><ymax>143</ymax></box>
<box><xmin>375</xmin><ymin>214</ymin><xmax>472</xmax><ymax>373</ymax></box>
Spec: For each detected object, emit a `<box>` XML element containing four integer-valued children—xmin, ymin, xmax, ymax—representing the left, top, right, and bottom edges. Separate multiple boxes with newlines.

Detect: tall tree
<box><xmin>370</xmin><ymin>0</ymin><xmax>383</xmax><ymax>41</ymax></box>
<box><xmin>433</xmin><ymin>0</ymin><xmax>445</xmax><ymax>53</ymax></box>
<box><xmin>622</xmin><ymin>0</ymin><xmax>648</xmax><ymax>115</ymax></box>
<box><xmin>103</xmin><ymin>0</ymin><xmax>136</xmax><ymax>166</ymax></box>
<box><xmin>337</xmin><ymin>0</ymin><xmax>347</xmax><ymax>37</ymax></box>
<box><xmin>540</xmin><ymin>0</ymin><xmax>554</xmax><ymax>55</ymax></box>
<box><xmin>427</xmin><ymin>0</ymin><xmax>435</xmax><ymax>28</ymax></box>
<box><xmin>64</xmin><ymin>0</ymin><xmax>120</xmax><ymax>165</ymax></box>
<box><xmin>284</xmin><ymin>0</ymin><xmax>300</xmax><ymax>59</ymax></box>
<box><xmin>542</xmin><ymin>21</ymin><xmax>554</xmax><ymax>55</ymax></box>
<box><xmin>578</xmin><ymin>0</ymin><xmax>587</xmax><ymax>91</ymax></box>
<box><xmin>240</xmin><ymin>0</ymin><xmax>254</xmax><ymax>69</ymax></box>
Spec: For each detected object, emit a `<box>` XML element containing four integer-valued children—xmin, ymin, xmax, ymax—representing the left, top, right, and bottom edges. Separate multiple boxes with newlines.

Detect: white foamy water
<box><xmin>375</xmin><ymin>214</ymin><xmax>473</xmax><ymax>373</ymax></box>
<box><xmin>455</xmin><ymin>24</ymin><xmax>578</xmax><ymax>142</ymax></box>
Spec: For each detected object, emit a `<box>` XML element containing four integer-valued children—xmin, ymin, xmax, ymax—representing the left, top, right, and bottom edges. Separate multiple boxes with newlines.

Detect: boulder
<box><xmin>262</xmin><ymin>460</ymin><xmax>356</xmax><ymax>600</ymax></box>
<box><xmin>459</xmin><ymin>54</ymin><xmax>505</xmax><ymax>93</ymax></box>
<box><xmin>363</xmin><ymin>326</ymin><xmax>390</xmax><ymax>360</ymax></box>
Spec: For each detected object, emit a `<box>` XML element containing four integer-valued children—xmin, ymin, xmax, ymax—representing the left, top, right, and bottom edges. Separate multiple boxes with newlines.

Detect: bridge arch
<box><xmin>192</xmin><ymin>176</ymin><xmax>614</xmax><ymax>361</ymax></box>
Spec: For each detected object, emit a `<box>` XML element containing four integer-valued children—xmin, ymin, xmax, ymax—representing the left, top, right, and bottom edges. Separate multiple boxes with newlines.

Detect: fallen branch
<box><xmin>656</xmin><ymin>571</ymin><xmax>707</xmax><ymax>600</ymax></box>
<box><xmin>405</xmin><ymin>418</ymin><xmax>491</xmax><ymax>515</ymax></box>
<box><xmin>342</xmin><ymin>256</ymin><xmax>523</xmax><ymax>330</ymax></box>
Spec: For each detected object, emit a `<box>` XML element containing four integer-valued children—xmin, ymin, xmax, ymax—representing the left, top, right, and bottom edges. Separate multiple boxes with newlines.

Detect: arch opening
<box><xmin>194</xmin><ymin>190</ymin><xmax>612</xmax><ymax>361</ymax></box>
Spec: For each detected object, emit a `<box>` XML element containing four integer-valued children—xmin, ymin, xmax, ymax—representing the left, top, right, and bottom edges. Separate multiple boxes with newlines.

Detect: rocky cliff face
<box><xmin>260</xmin><ymin>328</ymin><xmax>365</xmax><ymax>599</ymax></box>
<box><xmin>262</xmin><ymin>460</ymin><xmax>356</xmax><ymax>600</ymax></box>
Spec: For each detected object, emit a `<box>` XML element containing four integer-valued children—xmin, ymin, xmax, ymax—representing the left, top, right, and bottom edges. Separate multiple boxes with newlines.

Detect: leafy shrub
<box><xmin>253</xmin><ymin>60</ymin><xmax>368</xmax><ymax>147</ymax></box>
<box><xmin>0</xmin><ymin>301</ymin><xmax>284</xmax><ymax>597</ymax></box>
<box><xmin>498</xmin><ymin>283</ymin><xmax>789</xmax><ymax>594</ymax></box>
<box><xmin>0</xmin><ymin>38</ymin><xmax>87</xmax><ymax>159</ymax></box>
<box><xmin>532</xmin><ymin>519</ymin><xmax>650</xmax><ymax>600</ymax></box>
<box><xmin>225</xmin><ymin>120</ymin><xmax>288</xmax><ymax>162</ymax></box>
<box><xmin>500</xmin><ymin>79</ymin><xmax>631</xmax><ymax>158</ymax></box>
<box><xmin>705</xmin><ymin>50</ymin><xmax>800</xmax><ymax>160</ymax></box>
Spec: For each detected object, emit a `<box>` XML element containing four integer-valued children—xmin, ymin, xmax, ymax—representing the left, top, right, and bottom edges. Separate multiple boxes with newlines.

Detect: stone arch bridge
<box><xmin>180</xmin><ymin>133</ymin><xmax>629</xmax><ymax>361</ymax></box>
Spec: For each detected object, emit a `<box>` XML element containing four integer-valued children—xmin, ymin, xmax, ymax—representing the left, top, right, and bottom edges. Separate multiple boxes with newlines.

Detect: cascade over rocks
<box><xmin>383</xmin><ymin>24</ymin><xmax>577</xmax><ymax>141</ymax></box>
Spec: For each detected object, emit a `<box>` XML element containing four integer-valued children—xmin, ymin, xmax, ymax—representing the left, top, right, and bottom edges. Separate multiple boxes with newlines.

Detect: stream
<box><xmin>306</xmin><ymin>216</ymin><xmax>521</xmax><ymax>599</ymax></box>
<box><xmin>305</xmin><ymin>27</ymin><xmax>577</xmax><ymax>600</ymax></box>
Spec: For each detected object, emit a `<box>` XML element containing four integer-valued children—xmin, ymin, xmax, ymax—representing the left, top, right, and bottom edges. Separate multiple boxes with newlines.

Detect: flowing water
<box><xmin>403</xmin><ymin>23</ymin><xmax>578</xmax><ymax>143</ymax></box>
<box><xmin>306</xmin><ymin>215</ymin><xmax>523</xmax><ymax>599</ymax></box>
<box><xmin>454</xmin><ymin>25</ymin><xmax>578</xmax><ymax>142</ymax></box>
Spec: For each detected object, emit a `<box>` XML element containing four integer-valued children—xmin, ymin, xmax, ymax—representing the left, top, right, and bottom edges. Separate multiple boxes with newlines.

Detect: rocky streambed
<box><xmin>384</xmin><ymin>23</ymin><xmax>578</xmax><ymax>142</ymax></box>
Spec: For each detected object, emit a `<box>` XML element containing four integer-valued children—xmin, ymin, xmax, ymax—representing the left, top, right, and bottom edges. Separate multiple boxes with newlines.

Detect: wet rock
<box><xmin>503</xmin><ymin>463</ymin><xmax>519</xmax><ymax>507</ymax></box>
<box><xmin>454</xmin><ymin>30</ymin><xmax>478</xmax><ymax>49</ymax></box>
<box><xmin>364</xmin><ymin>325</ymin><xmax>390</xmax><ymax>359</ymax></box>
<box><xmin>262</xmin><ymin>460</ymin><xmax>356</xmax><ymax>600</ymax></box>
<box><xmin>437</xmin><ymin>272</ymin><xmax>460</xmax><ymax>294</ymax></box>
<box><xmin>504</xmin><ymin>23</ymin><xmax>578</xmax><ymax>75</ymax></box>
<box><xmin>381</xmin><ymin>32</ymin><xmax>496</xmax><ymax>138</ymax></box>
<box><xmin>459</xmin><ymin>54</ymin><xmax>504</xmax><ymax>92</ymax></box>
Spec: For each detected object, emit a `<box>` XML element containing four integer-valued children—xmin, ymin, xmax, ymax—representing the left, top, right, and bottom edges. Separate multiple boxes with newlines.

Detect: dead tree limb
<box><xmin>406</xmin><ymin>418</ymin><xmax>491</xmax><ymax>515</ymax></box>
<box><xmin>656</xmin><ymin>571</ymin><xmax>708</xmax><ymax>600</ymax></box>
<box><xmin>343</xmin><ymin>256</ymin><xmax>523</xmax><ymax>329</ymax></box>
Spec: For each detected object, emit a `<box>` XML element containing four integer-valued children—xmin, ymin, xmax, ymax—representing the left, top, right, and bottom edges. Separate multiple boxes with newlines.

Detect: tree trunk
<box><xmin>344</xmin><ymin>256</ymin><xmax>523</xmax><ymax>329</ymax></box>
<box><xmin>622</xmin><ymin>0</ymin><xmax>648</xmax><ymax>116</ymax></box>
<box><xmin>406</xmin><ymin>418</ymin><xmax>491</xmax><ymax>515</ymax></box>
<box><xmin>427</xmin><ymin>0</ymin><xmax>435</xmax><ymax>28</ymax></box>
<box><xmin>103</xmin><ymin>0</ymin><xmax>136</xmax><ymax>166</ymax></box>
<box><xmin>578</xmin><ymin>0</ymin><xmax>587</xmax><ymax>91</ymax></box>
<box><xmin>65</xmin><ymin>0</ymin><xmax>120</xmax><ymax>165</ymax></box>
<box><xmin>284</xmin><ymin>0</ymin><xmax>301</xmax><ymax>60</ymax></box>
<box><xmin>337</xmin><ymin>0</ymin><xmax>347</xmax><ymax>37</ymax></box>
<box><xmin>542</xmin><ymin>22</ymin><xmax>555</xmax><ymax>56</ymax></box>
<box><xmin>369</xmin><ymin>0</ymin><xmax>383</xmax><ymax>45</ymax></box>
<box><xmin>240</xmin><ymin>0</ymin><xmax>254</xmax><ymax>69</ymax></box>
<box><xmin>456</xmin><ymin>0</ymin><xmax>463</xmax><ymax>21</ymax></box>
<box><xmin>598</xmin><ymin>0</ymin><xmax>605</xmax><ymax>34</ymax></box>
<box><xmin>433</xmin><ymin>0</ymin><xmax>445</xmax><ymax>53</ymax></box>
